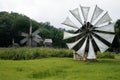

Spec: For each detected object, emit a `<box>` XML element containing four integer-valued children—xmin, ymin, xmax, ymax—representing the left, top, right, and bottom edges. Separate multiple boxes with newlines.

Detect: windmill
<box><xmin>20</xmin><ymin>20</ymin><xmax>43</xmax><ymax>47</ymax></box>
<box><xmin>62</xmin><ymin>5</ymin><xmax>115</xmax><ymax>60</ymax></box>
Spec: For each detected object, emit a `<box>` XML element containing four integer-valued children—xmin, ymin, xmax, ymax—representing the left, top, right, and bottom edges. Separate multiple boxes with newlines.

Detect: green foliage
<box><xmin>0</xmin><ymin>48</ymin><xmax>73</xmax><ymax>60</ymax></box>
<box><xmin>115</xmin><ymin>54</ymin><xmax>120</xmax><ymax>59</ymax></box>
<box><xmin>97</xmin><ymin>51</ymin><xmax>115</xmax><ymax>59</ymax></box>
<box><xmin>40</xmin><ymin>22</ymin><xmax>66</xmax><ymax>48</ymax></box>
<box><xmin>0</xmin><ymin>58</ymin><xmax>120</xmax><ymax>80</ymax></box>
<box><xmin>113</xmin><ymin>19</ymin><xmax>120</xmax><ymax>48</ymax></box>
<box><xmin>0</xmin><ymin>12</ymin><xmax>30</xmax><ymax>46</ymax></box>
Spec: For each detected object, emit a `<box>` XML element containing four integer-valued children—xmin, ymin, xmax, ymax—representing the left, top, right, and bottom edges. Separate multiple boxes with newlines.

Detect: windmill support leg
<box><xmin>73</xmin><ymin>53</ymin><xmax>85</xmax><ymax>61</ymax></box>
<box><xmin>73</xmin><ymin>53</ymin><xmax>97</xmax><ymax>61</ymax></box>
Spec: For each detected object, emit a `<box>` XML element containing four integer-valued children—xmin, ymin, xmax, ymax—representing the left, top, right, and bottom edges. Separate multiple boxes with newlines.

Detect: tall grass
<box><xmin>97</xmin><ymin>51</ymin><xmax>115</xmax><ymax>59</ymax></box>
<box><xmin>0</xmin><ymin>47</ymin><xmax>73</xmax><ymax>60</ymax></box>
<box><xmin>0</xmin><ymin>47</ymin><xmax>115</xmax><ymax>60</ymax></box>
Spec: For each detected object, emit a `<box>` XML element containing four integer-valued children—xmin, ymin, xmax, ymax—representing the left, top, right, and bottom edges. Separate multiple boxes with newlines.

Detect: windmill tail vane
<box><xmin>62</xmin><ymin>5</ymin><xmax>115</xmax><ymax>60</ymax></box>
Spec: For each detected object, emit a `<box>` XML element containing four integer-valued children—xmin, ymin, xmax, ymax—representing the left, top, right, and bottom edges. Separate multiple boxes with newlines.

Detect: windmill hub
<box><xmin>81</xmin><ymin>22</ymin><xmax>93</xmax><ymax>34</ymax></box>
<box><xmin>29</xmin><ymin>35</ymin><xmax>33</xmax><ymax>38</ymax></box>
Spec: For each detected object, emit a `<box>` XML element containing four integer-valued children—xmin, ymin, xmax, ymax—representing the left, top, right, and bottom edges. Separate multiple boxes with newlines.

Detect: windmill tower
<box><xmin>62</xmin><ymin>5</ymin><xmax>115</xmax><ymax>61</ymax></box>
<box><xmin>20</xmin><ymin>20</ymin><xmax>43</xmax><ymax>47</ymax></box>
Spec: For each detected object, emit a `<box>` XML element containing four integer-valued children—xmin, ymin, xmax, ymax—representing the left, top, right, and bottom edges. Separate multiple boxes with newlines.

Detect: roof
<box><xmin>44</xmin><ymin>39</ymin><xmax>52</xmax><ymax>43</ymax></box>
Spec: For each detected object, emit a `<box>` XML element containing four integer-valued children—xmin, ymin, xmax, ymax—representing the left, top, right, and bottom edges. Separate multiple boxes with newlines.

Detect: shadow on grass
<box><xmin>30</xmin><ymin>69</ymin><xmax>66</xmax><ymax>79</ymax></box>
<box><xmin>29</xmin><ymin>65</ymin><xmax>70</xmax><ymax>79</ymax></box>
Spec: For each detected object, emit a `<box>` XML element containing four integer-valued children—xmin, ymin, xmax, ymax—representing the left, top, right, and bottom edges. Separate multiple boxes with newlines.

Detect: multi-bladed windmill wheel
<box><xmin>62</xmin><ymin>5</ymin><xmax>115</xmax><ymax>60</ymax></box>
<box><xmin>20</xmin><ymin>20</ymin><xmax>43</xmax><ymax>47</ymax></box>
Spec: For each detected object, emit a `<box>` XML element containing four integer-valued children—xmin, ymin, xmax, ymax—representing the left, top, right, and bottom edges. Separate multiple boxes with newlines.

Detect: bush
<box><xmin>0</xmin><ymin>47</ymin><xmax>73</xmax><ymax>60</ymax></box>
<box><xmin>97</xmin><ymin>51</ymin><xmax>115</xmax><ymax>59</ymax></box>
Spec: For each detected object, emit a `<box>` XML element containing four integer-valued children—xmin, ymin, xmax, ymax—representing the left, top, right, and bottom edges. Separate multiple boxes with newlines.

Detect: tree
<box><xmin>0</xmin><ymin>12</ymin><xmax>14</xmax><ymax>46</ymax></box>
<box><xmin>110</xmin><ymin>20</ymin><xmax>120</xmax><ymax>52</ymax></box>
<box><xmin>114</xmin><ymin>20</ymin><xmax>120</xmax><ymax>47</ymax></box>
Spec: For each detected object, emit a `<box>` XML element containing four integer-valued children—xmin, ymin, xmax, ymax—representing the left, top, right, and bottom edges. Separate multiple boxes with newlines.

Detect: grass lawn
<box><xmin>0</xmin><ymin>58</ymin><xmax>120</xmax><ymax>80</ymax></box>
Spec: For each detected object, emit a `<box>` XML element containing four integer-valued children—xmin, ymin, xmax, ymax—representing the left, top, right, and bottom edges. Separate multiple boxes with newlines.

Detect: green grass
<box><xmin>0</xmin><ymin>58</ymin><xmax>120</xmax><ymax>80</ymax></box>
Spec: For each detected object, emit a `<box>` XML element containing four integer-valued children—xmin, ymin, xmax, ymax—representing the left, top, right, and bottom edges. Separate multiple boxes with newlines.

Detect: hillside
<box><xmin>0</xmin><ymin>11</ymin><xmax>66</xmax><ymax>47</ymax></box>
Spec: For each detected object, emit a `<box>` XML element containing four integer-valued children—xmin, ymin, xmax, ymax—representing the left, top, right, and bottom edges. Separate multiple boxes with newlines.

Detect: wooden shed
<box><xmin>43</xmin><ymin>39</ymin><xmax>53</xmax><ymax>47</ymax></box>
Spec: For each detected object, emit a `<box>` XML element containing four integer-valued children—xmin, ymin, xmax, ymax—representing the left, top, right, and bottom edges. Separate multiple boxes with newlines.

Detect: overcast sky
<box><xmin>0</xmin><ymin>0</ymin><xmax>120</xmax><ymax>29</ymax></box>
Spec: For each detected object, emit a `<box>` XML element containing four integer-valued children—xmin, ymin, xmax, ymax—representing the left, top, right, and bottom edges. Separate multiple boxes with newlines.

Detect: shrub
<box><xmin>97</xmin><ymin>51</ymin><xmax>115</xmax><ymax>59</ymax></box>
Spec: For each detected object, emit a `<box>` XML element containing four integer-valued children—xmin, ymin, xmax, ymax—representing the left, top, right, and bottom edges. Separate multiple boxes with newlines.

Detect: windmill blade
<box><xmin>20</xmin><ymin>38</ymin><xmax>28</xmax><ymax>44</ymax></box>
<box><xmin>94</xmin><ymin>12</ymin><xmax>112</xmax><ymax>26</ymax></box>
<box><xmin>91</xmin><ymin>5</ymin><xmax>103</xmax><ymax>23</ymax></box>
<box><xmin>66</xmin><ymin>37</ymin><xmax>83</xmax><ymax>49</ymax></box>
<box><xmin>33</xmin><ymin>37</ymin><xmax>41</xmax><ymax>43</ymax></box>
<box><xmin>72</xmin><ymin>37</ymin><xmax>87</xmax><ymax>51</ymax></box>
<box><xmin>35</xmin><ymin>35</ymin><xmax>43</xmax><ymax>41</ymax></box>
<box><xmin>94</xmin><ymin>32</ymin><xmax>115</xmax><ymax>44</ymax></box>
<box><xmin>87</xmin><ymin>39</ymin><xmax>96</xmax><ymax>59</ymax></box>
<box><xmin>80</xmin><ymin>5</ymin><xmax>90</xmax><ymax>21</ymax></box>
<box><xmin>70</xmin><ymin>8</ymin><xmax>83</xmax><ymax>25</ymax></box>
<box><xmin>21</xmin><ymin>32</ymin><xmax>28</xmax><ymax>37</ymax></box>
<box><xmin>76</xmin><ymin>37</ymin><xmax>88</xmax><ymax>57</ymax></box>
<box><xmin>62</xmin><ymin>17</ymin><xmax>79</xmax><ymax>29</ymax></box>
<box><xmin>32</xmin><ymin>29</ymin><xmax>40</xmax><ymax>36</ymax></box>
<box><xmin>92</xmin><ymin>35</ymin><xmax>109</xmax><ymax>53</ymax></box>
<box><xmin>35</xmin><ymin>35</ymin><xmax>42</xmax><ymax>39</ymax></box>
<box><xmin>94</xmin><ymin>23</ymin><xmax>115</xmax><ymax>33</ymax></box>
<box><xmin>63</xmin><ymin>31</ymin><xmax>81</xmax><ymax>40</ymax></box>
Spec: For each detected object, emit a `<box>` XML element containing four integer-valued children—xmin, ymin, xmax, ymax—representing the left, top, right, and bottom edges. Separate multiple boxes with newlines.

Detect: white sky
<box><xmin>0</xmin><ymin>0</ymin><xmax>120</xmax><ymax>29</ymax></box>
